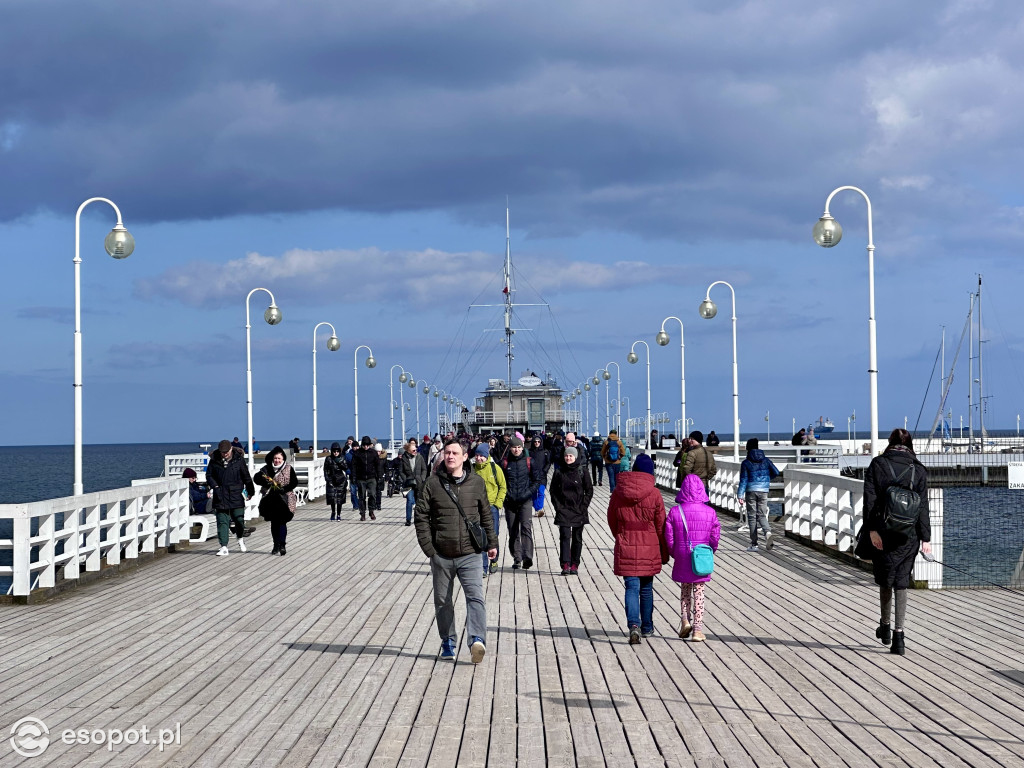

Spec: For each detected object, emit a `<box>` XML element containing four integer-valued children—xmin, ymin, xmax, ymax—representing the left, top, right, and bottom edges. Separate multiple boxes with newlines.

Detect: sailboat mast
<box><xmin>978</xmin><ymin>274</ymin><xmax>984</xmax><ymax>453</ymax></box>
<box><xmin>968</xmin><ymin>290</ymin><xmax>974</xmax><ymax>447</ymax></box>
<box><xmin>504</xmin><ymin>206</ymin><xmax>514</xmax><ymax>418</ymax></box>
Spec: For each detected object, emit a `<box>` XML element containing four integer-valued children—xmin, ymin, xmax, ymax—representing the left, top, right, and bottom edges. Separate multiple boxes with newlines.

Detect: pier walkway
<box><xmin>2</xmin><ymin>485</ymin><xmax>1023</xmax><ymax>767</ymax></box>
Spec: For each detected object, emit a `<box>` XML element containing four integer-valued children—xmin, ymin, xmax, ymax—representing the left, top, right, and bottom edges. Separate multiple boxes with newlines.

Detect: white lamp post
<box><xmin>656</xmin><ymin>316</ymin><xmax>686</xmax><ymax>437</ymax></box>
<box><xmin>765</xmin><ymin>409</ymin><xmax>770</xmax><ymax>442</ymax></box>
<box><xmin>245</xmin><ymin>287</ymin><xmax>282</xmax><ymax>475</ymax></box>
<box><xmin>389</xmin><ymin>365</ymin><xmax>408</xmax><ymax>451</ymax></box>
<box><xmin>420</xmin><ymin>380</ymin><xmax>434</xmax><ymax>439</ymax></box>
<box><xmin>409</xmin><ymin>374</ymin><xmax>420</xmax><ymax>438</ymax></box>
<box><xmin>592</xmin><ymin>369</ymin><xmax>604</xmax><ymax>435</ymax></box>
<box><xmin>604</xmin><ymin>361</ymin><xmax>621</xmax><ymax>434</ymax></box>
<box><xmin>311</xmin><ymin>322</ymin><xmax>340</xmax><ymax>455</ymax></box>
<box><xmin>699</xmin><ymin>280</ymin><xmax>740</xmax><ymax>460</ymax></box>
<box><xmin>627</xmin><ymin>340</ymin><xmax>652</xmax><ymax>450</ymax></box>
<box><xmin>813</xmin><ymin>186</ymin><xmax>879</xmax><ymax>456</ymax></box>
<box><xmin>73</xmin><ymin>198</ymin><xmax>135</xmax><ymax>495</ymax></box>
<box><xmin>353</xmin><ymin>345</ymin><xmax>376</xmax><ymax>438</ymax></box>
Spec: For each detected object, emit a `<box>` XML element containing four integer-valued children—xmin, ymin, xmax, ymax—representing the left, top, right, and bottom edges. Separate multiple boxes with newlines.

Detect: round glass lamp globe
<box><xmin>327</xmin><ymin>336</ymin><xmax>341</xmax><ymax>352</ymax></box>
<box><xmin>366</xmin><ymin>356</ymin><xmax>376</xmax><ymax>369</ymax></box>
<box><xmin>602</xmin><ymin>370</ymin><xmax>611</xmax><ymax>380</ymax></box>
<box><xmin>592</xmin><ymin>376</ymin><xmax>600</xmax><ymax>385</ymax></box>
<box><xmin>399</xmin><ymin>372</ymin><xmax>408</xmax><ymax>383</ymax></box>
<box><xmin>655</xmin><ymin>330</ymin><xmax>670</xmax><ymax>346</ymax></box>
<box><xmin>264</xmin><ymin>306</ymin><xmax>283</xmax><ymax>325</ymax></box>
<box><xmin>699</xmin><ymin>300</ymin><xmax>717</xmax><ymax>320</ymax></box>
<box><xmin>812</xmin><ymin>215</ymin><xmax>843</xmax><ymax>247</ymax></box>
<box><xmin>105</xmin><ymin>226</ymin><xmax>135</xmax><ymax>259</ymax></box>
<box><xmin>408</xmin><ymin>379</ymin><xmax>416</xmax><ymax>388</ymax></box>
<box><xmin>584</xmin><ymin>383</ymin><xmax>591</xmax><ymax>391</ymax></box>
<box><xmin>433</xmin><ymin>390</ymin><xmax>439</xmax><ymax>398</ymax></box>
<box><xmin>627</xmin><ymin>352</ymin><xmax>639</xmax><ymax>364</ymax></box>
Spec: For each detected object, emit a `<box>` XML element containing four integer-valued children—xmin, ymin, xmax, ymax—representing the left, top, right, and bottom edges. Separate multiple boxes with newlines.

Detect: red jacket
<box><xmin>606</xmin><ymin>471</ymin><xmax>667</xmax><ymax>577</ymax></box>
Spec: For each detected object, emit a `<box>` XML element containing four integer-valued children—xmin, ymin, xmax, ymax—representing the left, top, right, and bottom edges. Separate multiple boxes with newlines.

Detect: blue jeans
<box><xmin>482</xmin><ymin>505</ymin><xmax>500</xmax><ymax>571</ymax></box>
<box><xmin>606</xmin><ymin>463</ymin><xmax>621</xmax><ymax>492</ymax></box>
<box><xmin>349</xmin><ymin>476</ymin><xmax>359</xmax><ymax>508</ymax></box>
<box><xmin>624</xmin><ymin>575</ymin><xmax>654</xmax><ymax>633</ymax></box>
<box><xmin>406</xmin><ymin>488</ymin><xmax>416</xmax><ymax>523</ymax></box>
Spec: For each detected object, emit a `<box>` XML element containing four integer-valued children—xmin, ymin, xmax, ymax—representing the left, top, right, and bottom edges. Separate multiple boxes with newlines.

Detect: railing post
<box><xmin>125</xmin><ymin>497</ymin><xmax>141</xmax><ymax>559</ymax></box>
<box><xmin>12</xmin><ymin>517</ymin><xmax>31</xmax><ymax>597</ymax></box>
<box><xmin>38</xmin><ymin>510</ymin><xmax>56</xmax><ymax>589</ymax></box>
<box><xmin>84</xmin><ymin>503</ymin><xmax>101</xmax><ymax>572</ymax></box>
<box><xmin>107</xmin><ymin>500</ymin><xmax>122</xmax><ymax>565</ymax></box>
<box><xmin>141</xmin><ymin>494</ymin><xmax>156</xmax><ymax>553</ymax></box>
<box><xmin>64</xmin><ymin>503</ymin><xmax>82</xmax><ymax>581</ymax></box>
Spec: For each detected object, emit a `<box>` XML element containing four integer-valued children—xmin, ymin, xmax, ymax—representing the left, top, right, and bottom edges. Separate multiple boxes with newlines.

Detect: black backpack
<box><xmin>882</xmin><ymin>460</ymin><xmax>921</xmax><ymax>536</ymax></box>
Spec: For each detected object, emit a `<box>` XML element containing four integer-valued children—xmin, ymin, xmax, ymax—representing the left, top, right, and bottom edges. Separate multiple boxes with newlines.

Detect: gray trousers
<box><xmin>504</xmin><ymin>499</ymin><xmax>534</xmax><ymax>563</ymax></box>
<box><xmin>431</xmin><ymin>553</ymin><xmax>487</xmax><ymax>647</ymax></box>
<box><xmin>745</xmin><ymin>491</ymin><xmax>771</xmax><ymax>545</ymax></box>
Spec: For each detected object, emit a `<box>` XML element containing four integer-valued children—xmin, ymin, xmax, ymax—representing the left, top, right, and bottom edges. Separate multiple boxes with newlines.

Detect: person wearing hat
<box><xmin>737</xmin><ymin>437</ymin><xmax>780</xmax><ymax>551</ymax></box>
<box><xmin>182</xmin><ymin>467</ymin><xmax>210</xmax><ymax>518</ymax></box>
<box><xmin>500</xmin><ymin>436</ymin><xmax>542</xmax><ymax>569</ymax></box>
<box><xmin>529</xmin><ymin>434</ymin><xmax>551</xmax><ymax>518</ymax></box>
<box><xmin>677</xmin><ymin>430</ymin><xmax>717</xmax><ymax>492</ymax></box>
<box><xmin>205</xmin><ymin>439</ymin><xmax>256</xmax><ymax>557</ymax></box>
<box><xmin>351</xmin><ymin>436</ymin><xmax>381</xmax><ymax>520</ymax></box>
<box><xmin>589</xmin><ymin>432</ymin><xmax>605</xmax><ymax>487</ymax></box>
<box><xmin>601</xmin><ymin>430</ymin><xmax>627</xmax><ymax>492</ymax></box>
<box><xmin>342</xmin><ymin>437</ymin><xmax>359</xmax><ymax>508</ymax></box>
<box><xmin>551</xmin><ymin>444</ymin><xmax>593</xmax><ymax>575</ymax></box>
<box><xmin>399</xmin><ymin>437</ymin><xmax>429</xmax><ymax>527</ymax></box>
<box><xmin>254</xmin><ymin>446</ymin><xmax>298</xmax><ymax>555</ymax></box>
<box><xmin>472</xmin><ymin>442</ymin><xmax>507</xmax><ymax>577</ymax></box>
<box><xmin>606</xmin><ymin>453</ymin><xmax>667</xmax><ymax>643</ymax></box>
<box><xmin>324</xmin><ymin>442</ymin><xmax>349</xmax><ymax>521</ymax></box>
<box><xmin>418</xmin><ymin>434</ymin><xmax>433</xmax><ymax>459</ymax></box>
<box><xmin>375</xmin><ymin>443</ymin><xmax>388</xmax><ymax>511</ymax></box>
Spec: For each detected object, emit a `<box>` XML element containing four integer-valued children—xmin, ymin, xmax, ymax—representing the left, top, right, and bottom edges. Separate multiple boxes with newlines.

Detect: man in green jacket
<box><xmin>472</xmin><ymin>443</ymin><xmax>507</xmax><ymax>578</ymax></box>
<box><xmin>415</xmin><ymin>439</ymin><xmax>498</xmax><ymax>663</ymax></box>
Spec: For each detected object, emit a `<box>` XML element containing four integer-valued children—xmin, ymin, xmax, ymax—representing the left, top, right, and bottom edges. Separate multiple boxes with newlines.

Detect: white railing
<box><xmin>163</xmin><ymin>454</ymin><xmax>326</xmax><ymax>505</ymax></box>
<box><xmin>0</xmin><ymin>479</ymin><xmax>193</xmax><ymax>598</ymax></box>
<box><xmin>165</xmin><ymin>453</ymin><xmax>209</xmax><ymax>479</ymax></box>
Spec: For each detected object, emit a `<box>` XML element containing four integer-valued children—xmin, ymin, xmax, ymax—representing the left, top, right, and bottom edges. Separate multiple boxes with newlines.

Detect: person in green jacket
<box><xmin>472</xmin><ymin>443</ymin><xmax>507</xmax><ymax>578</ymax></box>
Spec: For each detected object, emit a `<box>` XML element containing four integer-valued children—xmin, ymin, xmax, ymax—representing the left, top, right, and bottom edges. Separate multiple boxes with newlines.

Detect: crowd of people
<box><xmin>186</xmin><ymin>426</ymin><xmax>931</xmax><ymax>661</ymax></box>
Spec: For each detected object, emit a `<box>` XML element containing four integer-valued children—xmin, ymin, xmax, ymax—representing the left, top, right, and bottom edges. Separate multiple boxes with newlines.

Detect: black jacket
<box><xmin>324</xmin><ymin>447</ymin><xmax>349</xmax><ymax>490</ymax></box>
<box><xmin>551</xmin><ymin>460</ymin><xmax>593</xmax><ymax>527</ymax></box>
<box><xmin>205</xmin><ymin>448</ymin><xmax>255</xmax><ymax>511</ymax></box>
<box><xmin>414</xmin><ymin>469</ymin><xmax>497</xmax><ymax>558</ymax></box>
<box><xmin>398</xmin><ymin>451</ymin><xmax>428</xmax><ymax>491</ymax></box>
<box><xmin>863</xmin><ymin>447</ymin><xmax>930</xmax><ymax>589</ymax></box>
<box><xmin>502</xmin><ymin>450</ymin><xmax>542</xmax><ymax>505</ymax></box>
<box><xmin>351</xmin><ymin>447</ymin><xmax>381</xmax><ymax>482</ymax></box>
<box><xmin>530</xmin><ymin>445</ymin><xmax>551</xmax><ymax>479</ymax></box>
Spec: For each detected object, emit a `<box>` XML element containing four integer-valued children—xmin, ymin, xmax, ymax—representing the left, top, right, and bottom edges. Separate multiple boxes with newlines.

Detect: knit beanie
<box><xmin>633</xmin><ymin>454</ymin><xmax>655</xmax><ymax>475</ymax></box>
<box><xmin>474</xmin><ymin>443</ymin><xmax>490</xmax><ymax>459</ymax></box>
<box><xmin>509</xmin><ymin>436</ymin><xmax>524</xmax><ymax>448</ymax></box>
<box><xmin>688</xmin><ymin>430</ymin><xmax>704</xmax><ymax>443</ymax></box>
<box><xmin>564</xmin><ymin>446</ymin><xmax>579</xmax><ymax>461</ymax></box>
<box><xmin>182</xmin><ymin>467</ymin><xmax>197</xmax><ymax>479</ymax></box>
<box><xmin>746</xmin><ymin>437</ymin><xmax>759</xmax><ymax>451</ymax></box>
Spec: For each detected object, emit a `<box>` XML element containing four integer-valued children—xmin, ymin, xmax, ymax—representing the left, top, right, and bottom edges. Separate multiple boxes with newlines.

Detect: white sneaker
<box><xmin>765</xmin><ymin>533</ymin><xmax>774</xmax><ymax>551</ymax></box>
<box><xmin>216</xmin><ymin>546</ymin><xmax>229</xmax><ymax>557</ymax></box>
<box><xmin>746</xmin><ymin>545</ymin><xmax>759</xmax><ymax>552</ymax></box>
<box><xmin>238</xmin><ymin>539</ymin><xmax>247</xmax><ymax>553</ymax></box>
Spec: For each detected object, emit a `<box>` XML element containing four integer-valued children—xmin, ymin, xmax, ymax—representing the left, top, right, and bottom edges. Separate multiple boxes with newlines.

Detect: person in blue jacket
<box><xmin>736</xmin><ymin>438</ymin><xmax>780</xmax><ymax>551</ymax></box>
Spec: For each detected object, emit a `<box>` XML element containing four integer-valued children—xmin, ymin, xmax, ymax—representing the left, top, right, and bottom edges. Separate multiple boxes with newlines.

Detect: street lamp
<box><xmin>627</xmin><ymin>340</ymin><xmax>652</xmax><ymax>450</ymax></box>
<box><xmin>312</xmin><ymin>322</ymin><xmax>340</xmax><ymax>455</ymax></box>
<box><xmin>604</xmin><ymin>361</ymin><xmax>622</xmax><ymax>434</ymax></box>
<box><xmin>813</xmin><ymin>185</ymin><xmax>879</xmax><ymax>456</ymax></box>
<box><xmin>73</xmin><ymin>198</ymin><xmax>135</xmax><ymax>495</ymax></box>
<box><xmin>389</xmin><ymin>365</ymin><xmax>408</xmax><ymax>451</ymax></box>
<box><xmin>699</xmin><ymin>280</ymin><xmax>739</xmax><ymax>460</ymax></box>
<box><xmin>765</xmin><ymin>409</ymin><xmax>770</xmax><ymax>442</ymax></box>
<box><xmin>656</xmin><ymin>316</ymin><xmax>686</xmax><ymax>438</ymax></box>
<box><xmin>245</xmin><ymin>287</ymin><xmax>282</xmax><ymax>475</ymax></box>
<box><xmin>353</xmin><ymin>345</ymin><xmax>376</xmax><ymax>438</ymax></box>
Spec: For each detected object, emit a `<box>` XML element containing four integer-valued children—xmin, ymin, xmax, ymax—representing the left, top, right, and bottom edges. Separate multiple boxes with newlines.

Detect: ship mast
<box><xmin>504</xmin><ymin>206</ymin><xmax>514</xmax><ymax>418</ymax></box>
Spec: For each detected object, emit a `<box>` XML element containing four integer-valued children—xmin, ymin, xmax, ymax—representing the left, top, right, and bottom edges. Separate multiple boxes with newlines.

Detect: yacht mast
<box><xmin>978</xmin><ymin>274</ymin><xmax>985</xmax><ymax>451</ymax></box>
<box><xmin>504</xmin><ymin>205</ymin><xmax>514</xmax><ymax>418</ymax></box>
<box><xmin>968</xmin><ymin>290</ymin><xmax>975</xmax><ymax>447</ymax></box>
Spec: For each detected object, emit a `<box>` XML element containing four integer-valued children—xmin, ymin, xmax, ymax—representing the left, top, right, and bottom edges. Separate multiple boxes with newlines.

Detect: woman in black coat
<box><xmin>255</xmin><ymin>446</ymin><xmax>298</xmax><ymax>556</ymax></box>
<box><xmin>861</xmin><ymin>428</ymin><xmax>932</xmax><ymax>655</ymax></box>
<box><xmin>550</xmin><ymin>445</ymin><xmax>594</xmax><ymax>576</ymax></box>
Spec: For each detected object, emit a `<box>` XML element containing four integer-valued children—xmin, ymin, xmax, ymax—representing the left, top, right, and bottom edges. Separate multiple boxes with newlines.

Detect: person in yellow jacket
<box><xmin>472</xmin><ymin>443</ymin><xmax>507</xmax><ymax>578</ymax></box>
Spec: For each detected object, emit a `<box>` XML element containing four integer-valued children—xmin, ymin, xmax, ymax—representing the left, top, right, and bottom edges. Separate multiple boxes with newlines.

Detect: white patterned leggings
<box><xmin>681</xmin><ymin>583</ymin><xmax>706</xmax><ymax>631</ymax></box>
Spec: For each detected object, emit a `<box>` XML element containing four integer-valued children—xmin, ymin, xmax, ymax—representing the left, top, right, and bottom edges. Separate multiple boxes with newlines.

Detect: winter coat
<box><xmin>601</xmin><ymin>438</ymin><xmax>626</xmax><ymax>466</ymax></box>
<box><xmin>398</xmin><ymin>450</ymin><xmax>429</xmax><ymax>492</ymax></box>
<box><xmin>254</xmin><ymin>455</ymin><xmax>299</xmax><ymax>523</ymax></box>
<box><xmin>323</xmin><ymin>445</ymin><xmax>349</xmax><ymax>491</ymax></box>
<box><xmin>351</xmin><ymin>447</ymin><xmax>380</xmax><ymax>482</ymax></box>
<box><xmin>188</xmin><ymin>481</ymin><xmax>210</xmax><ymax>515</ymax></box>
<box><xmin>664</xmin><ymin>475</ymin><xmax>721</xmax><ymax>583</ymax></box>
<box><xmin>205</xmin><ymin>448</ymin><xmax>255</xmax><ymax>511</ymax></box>
<box><xmin>737</xmin><ymin>449</ymin><xmax>779</xmax><ymax>495</ymax></box>
<box><xmin>606</xmin><ymin>471</ymin><xmax>668</xmax><ymax>577</ymax></box>
<box><xmin>678</xmin><ymin>445</ymin><xmax>717</xmax><ymax>486</ymax></box>
<box><xmin>502</xmin><ymin>451</ymin><xmax>541</xmax><ymax>505</ymax></box>
<box><xmin>530</xmin><ymin>446</ymin><xmax>551</xmax><ymax>480</ymax></box>
<box><xmin>472</xmin><ymin>458</ymin><xmax>508</xmax><ymax>508</ymax></box>
<box><xmin>862</xmin><ymin>447</ymin><xmax>931</xmax><ymax>589</ymax></box>
<box><xmin>551</xmin><ymin>459</ymin><xmax>593</xmax><ymax>527</ymax></box>
<box><xmin>414</xmin><ymin>469</ymin><xmax>498</xmax><ymax>558</ymax></box>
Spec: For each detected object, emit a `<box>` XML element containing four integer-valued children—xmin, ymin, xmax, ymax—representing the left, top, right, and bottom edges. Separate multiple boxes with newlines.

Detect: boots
<box><xmin>876</xmin><ymin>623</ymin><xmax>892</xmax><ymax>646</ymax></box>
<box><xmin>890</xmin><ymin>631</ymin><xmax>905</xmax><ymax>655</ymax></box>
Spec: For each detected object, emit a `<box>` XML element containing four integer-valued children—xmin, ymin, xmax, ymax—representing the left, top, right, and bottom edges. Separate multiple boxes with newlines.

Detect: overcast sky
<box><xmin>4</xmin><ymin>0</ymin><xmax>1024</xmax><ymax>447</ymax></box>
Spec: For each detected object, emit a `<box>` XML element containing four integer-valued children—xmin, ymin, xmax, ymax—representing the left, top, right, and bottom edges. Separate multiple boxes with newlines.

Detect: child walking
<box><xmin>664</xmin><ymin>475</ymin><xmax>721</xmax><ymax>642</ymax></box>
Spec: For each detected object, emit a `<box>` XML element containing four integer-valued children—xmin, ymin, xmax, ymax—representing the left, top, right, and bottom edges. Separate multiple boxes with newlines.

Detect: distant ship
<box><xmin>810</xmin><ymin>417</ymin><xmax>835</xmax><ymax>434</ymax></box>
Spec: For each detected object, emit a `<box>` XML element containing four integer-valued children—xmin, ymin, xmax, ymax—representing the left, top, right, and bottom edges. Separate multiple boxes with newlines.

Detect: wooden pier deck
<box><xmin>2</xmin><ymin>484</ymin><xmax>1023</xmax><ymax>767</ymax></box>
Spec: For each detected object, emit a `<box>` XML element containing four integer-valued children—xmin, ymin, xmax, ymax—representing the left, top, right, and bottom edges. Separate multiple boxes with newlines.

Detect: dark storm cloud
<box><xmin>2</xmin><ymin>0</ymin><xmax>1024</xmax><ymax>248</ymax></box>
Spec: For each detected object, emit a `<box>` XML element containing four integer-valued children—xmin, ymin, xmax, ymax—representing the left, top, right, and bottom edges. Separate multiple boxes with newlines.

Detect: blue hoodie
<box><xmin>737</xmin><ymin>449</ymin><xmax>780</xmax><ymax>495</ymax></box>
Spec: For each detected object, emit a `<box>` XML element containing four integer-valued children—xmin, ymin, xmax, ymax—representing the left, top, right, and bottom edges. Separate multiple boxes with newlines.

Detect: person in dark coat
<box><xmin>529</xmin><ymin>434</ymin><xmax>551</xmax><ymax>517</ymax></box>
<box><xmin>606</xmin><ymin>454</ymin><xmax>667</xmax><ymax>643</ymax></box>
<box><xmin>324</xmin><ymin>442</ymin><xmax>349</xmax><ymax>521</ymax></box>
<box><xmin>375</xmin><ymin>443</ymin><xmax>388</xmax><ymax>511</ymax></box>
<box><xmin>414</xmin><ymin>439</ymin><xmax>498</xmax><ymax>663</ymax></box>
<box><xmin>398</xmin><ymin>437</ymin><xmax>429</xmax><ymax>526</ymax></box>
<box><xmin>550</xmin><ymin>445</ymin><xmax>593</xmax><ymax>575</ymax></box>
<box><xmin>861</xmin><ymin>428</ymin><xmax>931</xmax><ymax>656</ymax></box>
<box><xmin>254</xmin><ymin>446</ymin><xmax>298</xmax><ymax>555</ymax></box>
<box><xmin>205</xmin><ymin>439</ymin><xmax>256</xmax><ymax>557</ymax></box>
<box><xmin>351</xmin><ymin>436</ymin><xmax>381</xmax><ymax>520</ymax></box>
<box><xmin>343</xmin><ymin>436</ymin><xmax>359</xmax><ymax>508</ymax></box>
<box><xmin>182</xmin><ymin>467</ymin><xmax>210</xmax><ymax>516</ymax></box>
<box><xmin>501</xmin><ymin>436</ymin><xmax>542</xmax><ymax>569</ymax></box>
<box><xmin>589</xmin><ymin>433</ymin><xmax>605</xmax><ymax>487</ymax></box>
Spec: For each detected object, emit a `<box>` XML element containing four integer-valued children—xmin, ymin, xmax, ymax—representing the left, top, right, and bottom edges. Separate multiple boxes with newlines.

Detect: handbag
<box><xmin>678</xmin><ymin>506</ymin><xmax>714</xmax><ymax>576</ymax></box>
<box><xmin>442</xmin><ymin>482</ymin><xmax>488</xmax><ymax>553</ymax></box>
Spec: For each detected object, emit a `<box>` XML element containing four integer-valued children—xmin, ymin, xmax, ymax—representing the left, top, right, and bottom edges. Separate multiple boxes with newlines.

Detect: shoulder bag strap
<box><xmin>442</xmin><ymin>481</ymin><xmax>474</xmax><ymax>527</ymax></box>
<box><xmin>677</xmin><ymin>505</ymin><xmax>693</xmax><ymax>553</ymax></box>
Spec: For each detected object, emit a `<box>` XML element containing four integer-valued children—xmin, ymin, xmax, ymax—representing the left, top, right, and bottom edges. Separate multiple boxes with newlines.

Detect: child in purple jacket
<box><xmin>664</xmin><ymin>474</ymin><xmax>721</xmax><ymax>642</ymax></box>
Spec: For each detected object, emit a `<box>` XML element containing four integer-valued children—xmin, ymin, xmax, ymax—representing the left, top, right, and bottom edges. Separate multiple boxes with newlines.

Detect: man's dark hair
<box><xmin>442</xmin><ymin>437</ymin><xmax>468</xmax><ymax>453</ymax></box>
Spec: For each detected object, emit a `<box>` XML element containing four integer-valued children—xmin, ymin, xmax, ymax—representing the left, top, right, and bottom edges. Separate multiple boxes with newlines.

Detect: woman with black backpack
<box><xmin>861</xmin><ymin>428</ymin><xmax>932</xmax><ymax>655</ymax></box>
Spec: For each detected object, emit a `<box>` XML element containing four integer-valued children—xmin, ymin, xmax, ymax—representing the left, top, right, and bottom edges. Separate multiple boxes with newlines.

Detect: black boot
<box><xmin>271</xmin><ymin>544</ymin><xmax>281</xmax><ymax>555</ymax></box>
<box><xmin>876</xmin><ymin>623</ymin><xmax>892</xmax><ymax>646</ymax></box>
<box><xmin>890</xmin><ymin>630</ymin><xmax>905</xmax><ymax>655</ymax></box>
<box><xmin>279</xmin><ymin>545</ymin><xmax>287</xmax><ymax>556</ymax></box>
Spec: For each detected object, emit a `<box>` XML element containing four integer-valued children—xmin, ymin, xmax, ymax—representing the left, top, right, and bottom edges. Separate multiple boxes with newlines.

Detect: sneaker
<box><xmin>641</xmin><ymin>628</ymin><xmax>654</xmax><ymax>638</ymax></box>
<box><xmin>522</xmin><ymin>557</ymin><xmax>533</xmax><ymax>570</ymax></box>
<box><xmin>629</xmin><ymin>627</ymin><xmax>641</xmax><ymax>645</ymax></box>
<box><xmin>736</xmin><ymin>524</ymin><xmax>747</xmax><ymax>533</ymax></box>
<box><xmin>746</xmin><ymin>545</ymin><xmax>759</xmax><ymax>552</ymax></box>
<box><xmin>560</xmin><ymin>564</ymin><xmax>570</xmax><ymax>576</ymax></box>
<box><xmin>470</xmin><ymin>637</ymin><xmax>486</xmax><ymax>664</ymax></box>
<box><xmin>535</xmin><ymin>510</ymin><xmax>545</xmax><ymax>518</ymax></box>
<box><xmin>765</xmin><ymin>532</ymin><xmax>775</xmax><ymax>551</ymax></box>
<box><xmin>483</xmin><ymin>569</ymin><xmax>489</xmax><ymax>579</ymax></box>
<box><xmin>279</xmin><ymin>546</ymin><xmax>286</xmax><ymax>556</ymax></box>
<box><xmin>691</xmin><ymin>631</ymin><xmax>706</xmax><ymax>642</ymax></box>
<box><xmin>405</xmin><ymin>520</ymin><xmax>412</xmax><ymax>526</ymax></box>
<box><xmin>216</xmin><ymin>546</ymin><xmax>229</xmax><ymax>557</ymax></box>
<box><xmin>440</xmin><ymin>639</ymin><xmax>455</xmax><ymax>659</ymax></box>
<box><xmin>330</xmin><ymin>513</ymin><xmax>336</xmax><ymax>521</ymax></box>
<box><xmin>678</xmin><ymin>621</ymin><xmax>692</xmax><ymax>639</ymax></box>
<box><xmin>512</xmin><ymin>561</ymin><xmax>521</xmax><ymax>570</ymax></box>
<box><xmin>238</xmin><ymin>539</ymin><xmax>247</xmax><ymax>553</ymax></box>
<box><xmin>243</xmin><ymin>527</ymin><xmax>256</xmax><ymax>537</ymax></box>
<box><xmin>569</xmin><ymin>564</ymin><xmax>579</xmax><ymax>575</ymax></box>
<box><xmin>489</xmin><ymin>560</ymin><xmax>498</xmax><ymax>574</ymax></box>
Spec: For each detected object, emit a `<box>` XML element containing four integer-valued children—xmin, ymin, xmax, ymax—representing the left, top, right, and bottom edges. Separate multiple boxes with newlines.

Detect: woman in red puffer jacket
<box><xmin>606</xmin><ymin>454</ymin><xmax>667</xmax><ymax>645</ymax></box>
